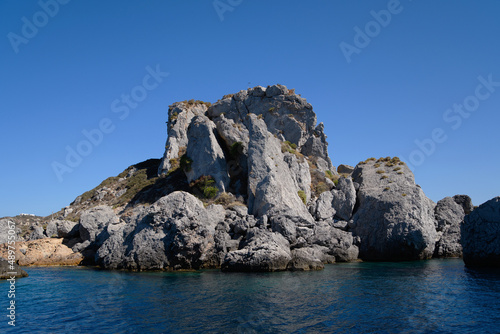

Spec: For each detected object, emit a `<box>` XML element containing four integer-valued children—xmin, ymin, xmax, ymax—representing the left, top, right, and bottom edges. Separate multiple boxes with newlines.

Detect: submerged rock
<box><xmin>462</xmin><ymin>197</ymin><xmax>500</xmax><ymax>267</ymax></box>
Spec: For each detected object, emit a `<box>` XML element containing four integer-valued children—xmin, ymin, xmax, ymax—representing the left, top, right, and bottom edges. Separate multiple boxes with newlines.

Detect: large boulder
<box><xmin>307</xmin><ymin>221</ymin><xmax>359</xmax><ymax>262</ymax></box>
<box><xmin>314</xmin><ymin>191</ymin><xmax>336</xmax><ymax>220</ymax></box>
<box><xmin>221</xmin><ymin>228</ymin><xmax>292</xmax><ymax>272</ymax></box>
<box><xmin>28</xmin><ymin>226</ymin><xmax>46</xmax><ymax>241</ymax></box>
<box><xmin>462</xmin><ymin>197</ymin><xmax>500</xmax><ymax>267</ymax></box>
<box><xmin>351</xmin><ymin>158</ymin><xmax>437</xmax><ymax>261</ymax></box>
<box><xmin>433</xmin><ymin>197</ymin><xmax>464</xmax><ymax>258</ymax></box>
<box><xmin>331</xmin><ymin>177</ymin><xmax>356</xmax><ymax>221</ymax></box>
<box><xmin>79</xmin><ymin>206</ymin><xmax>119</xmax><ymax>246</ymax></box>
<box><xmin>287</xmin><ymin>246</ymin><xmax>333</xmax><ymax>271</ymax></box>
<box><xmin>312</xmin><ymin>177</ymin><xmax>356</xmax><ymax>221</ymax></box>
<box><xmin>96</xmin><ymin>191</ymin><xmax>225</xmax><ymax>270</ymax></box>
<box><xmin>46</xmin><ymin>220</ymin><xmax>79</xmax><ymax>239</ymax></box>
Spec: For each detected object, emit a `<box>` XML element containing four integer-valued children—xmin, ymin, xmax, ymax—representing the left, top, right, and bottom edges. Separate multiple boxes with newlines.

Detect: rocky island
<box><xmin>1</xmin><ymin>84</ymin><xmax>499</xmax><ymax>273</ymax></box>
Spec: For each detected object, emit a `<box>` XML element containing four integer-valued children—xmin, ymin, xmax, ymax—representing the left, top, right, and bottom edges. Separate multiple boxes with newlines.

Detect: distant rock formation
<box><xmin>462</xmin><ymin>196</ymin><xmax>500</xmax><ymax>267</ymax></box>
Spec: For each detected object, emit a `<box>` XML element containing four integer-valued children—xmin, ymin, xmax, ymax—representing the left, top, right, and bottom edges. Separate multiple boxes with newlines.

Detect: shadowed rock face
<box><xmin>462</xmin><ymin>197</ymin><xmax>500</xmax><ymax>267</ymax></box>
<box><xmin>96</xmin><ymin>191</ymin><xmax>224</xmax><ymax>270</ymax></box>
<box><xmin>434</xmin><ymin>196</ymin><xmax>465</xmax><ymax>258</ymax></box>
<box><xmin>351</xmin><ymin>158</ymin><xmax>437</xmax><ymax>261</ymax></box>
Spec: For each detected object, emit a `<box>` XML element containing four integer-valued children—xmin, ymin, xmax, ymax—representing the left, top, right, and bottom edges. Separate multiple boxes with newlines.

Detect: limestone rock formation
<box><xmin>462</xmin><ymin>196</ymin><xmax>500</xmax><ymax>267</ymax></box>
<box><xmin>158</xmin><ymin>102</ymin><xmax>207</xmax><ymax>174</ymax></box>
<box><xmin>46</xmin><ymin>220</ymin><xmax>79</xmax><ymax>239</ymax></box>
<box><xmin>331</xmin><ymin>177</ymin><xmax>356</xmax><ymax>221</ymax></box>
<box><xmin>185</xmin><ymin>115</ymin><xmax>230</xmax><ymax>192</ymax></box>
<box><xmin>0</xmin><ymin>239</ymin><xmax>83</xmax><ymax>266</ymax></box>
<box><xmin>351</xmin><ymin>157</ymin><xmax>437</xmax><ymax>261</ymax></box>
<box><xmin>221</xmin><ymin>228</ymin><xmax>292</xmax><ymax>272</ymax></box>
<box><xmin>307</xmin><ymin>221</ymin><xmax>359</xmax><ymax>262</ymax></box>
<box><xmin>434</xmin><ymin>197</ymin><xmax>464</xmax><ymax>258</ymax></box>
<box><xmin>96</xmin><ymin>191</ymin><xmax>225</xmax><ymax>270</ymax></box>
<box><xmin>453</xmin><ymin>194</ymin><xmax>474</xmax><ymax>215</ymax></box>
<box><xmin>287</xmin><ymin>246</ymin><xmax>332</xmax><ymax>271</ymax></box>
<box><xmin>7</xmin><ymin>84</ymin><xmax>480</xmax><ymax>272</ymax></box>
<box><xmin>246</xmin><ymin>115</ymin><xmax>312</xmax><ymax>223</ymax></box>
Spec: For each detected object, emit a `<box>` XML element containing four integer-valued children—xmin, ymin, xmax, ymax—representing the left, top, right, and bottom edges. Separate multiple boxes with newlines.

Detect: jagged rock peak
<box><xmin>158</xmin><ymin>84</ymin><xmax>334</xmax><ymax>178</ymax></box>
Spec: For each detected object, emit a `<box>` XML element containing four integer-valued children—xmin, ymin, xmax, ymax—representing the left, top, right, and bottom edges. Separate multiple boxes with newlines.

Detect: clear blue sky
<box><xmin>1</xmin><ymin>0</ymin><xmax>499</xmax><ymax>217</ymax></box>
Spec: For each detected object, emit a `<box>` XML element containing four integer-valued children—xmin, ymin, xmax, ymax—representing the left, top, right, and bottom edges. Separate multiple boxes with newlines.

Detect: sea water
<box><xmin>1</xmin><ymin>259</ymin><xmax>499</xmax><ymax>333</ymax></box>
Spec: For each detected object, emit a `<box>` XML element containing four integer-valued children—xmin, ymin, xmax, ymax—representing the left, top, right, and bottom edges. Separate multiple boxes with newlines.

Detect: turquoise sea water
<box><xmin>1</xmin><ymin>259</ymin><xmax>500</xmax><ymax>333</ymax></box>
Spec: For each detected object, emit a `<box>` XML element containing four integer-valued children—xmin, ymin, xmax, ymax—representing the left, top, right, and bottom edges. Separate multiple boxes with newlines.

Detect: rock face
<box><xmin>434</xmin><ymin>197</ymin><xmax>465</xmax><ymax>258</ymax></box>
<box><xmin>453</xmin><ymin>194</ymin><xmax>474</xmax><ymax>215</ymax></box>
<box><xmin>158</xmin><ymin>102</ymin><xmax>207</xmax><ymax>174</ymax></box>
<box><xmin>0</xmin><ymin>239</ymin><xmax>83</xmax><ymax>266</ymax></box>
<box><xmin>0</xmin><ymin>257</ymin><xmax>28</xmax><ymax>279</ymax></box>
<box><xmin>46</xmin><ymin>220</ymin><xmax>79</xmax><ymax>238</ymax></box>
<box><xmin>185</xmin><ymin>115</ymin><xmax>230</xmax><ymax>192</ymax></box>
<box><xmin>79</xmin><ymin>206</ymin><xmax>119</xmax><ymax>246</ymax></box>
<box><xmin>96</xmin><ymin>192</ymin><xmax>224</xmax><ymax>270</ymax></box>
<box><xmin>462</xmin><ymin>197</ymin><xmax>500</xmax><ymax>267</ymax></box>
<box><xmin>351</xmin><ymin>157</ymin><xmax>437</xmax><ymax>261</ymax></box>
<box><xmin>222</xmin><ymin>228</ymin><xmax>291</xmax><ymax>272</ymax></box>
<box><xmin>331</xmin><ymin>177</ymin><xmax>356</xmax><ymax>221</ymax></box>
<box><xmin>246</xmin><ymin>115</ymin><xmax>312</xmax><ymax>223</ymax></box>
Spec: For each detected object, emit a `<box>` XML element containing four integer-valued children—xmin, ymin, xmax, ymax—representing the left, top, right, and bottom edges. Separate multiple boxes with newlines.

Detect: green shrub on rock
<box><xmin>298</xmin><ymin>190</ymin><xmax>307</xmax><ymax>205</ymax></box>
<box><xmin>180</xmin><ymin>154</ymin><xmax>193</xmax><ymax>172</ymax></box>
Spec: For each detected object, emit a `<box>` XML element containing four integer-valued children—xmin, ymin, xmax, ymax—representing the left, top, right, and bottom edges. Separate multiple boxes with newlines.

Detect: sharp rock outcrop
<box><xmin>461</xmin><ymin>196</ymin><xmax>500</xmax><ymax>267</ymax></box>
<box><xmin>351</xmin><ymin>157</ymin><xmax>437</xmax><ymax>261</ymax></box>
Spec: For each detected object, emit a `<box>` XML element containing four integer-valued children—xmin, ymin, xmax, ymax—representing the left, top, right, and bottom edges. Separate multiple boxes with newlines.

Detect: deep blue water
<box><xmin>1</xmin><ymin>259</ymin><xmax>500</xmax><ymax>333</ymax></box>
